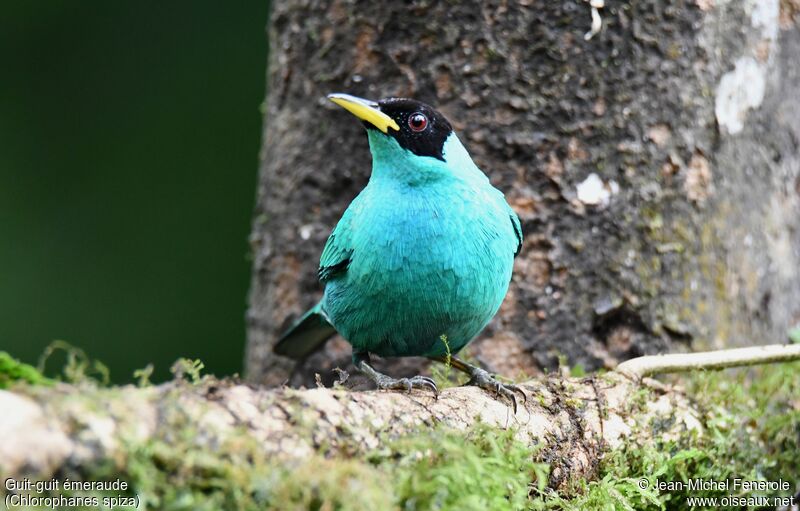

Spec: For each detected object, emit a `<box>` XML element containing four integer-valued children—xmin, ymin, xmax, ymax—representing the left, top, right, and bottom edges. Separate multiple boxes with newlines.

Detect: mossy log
<box><xmin>3</xmin><ymin>345</ymin><xmax>797</xmax><ymax>490</ymax></box>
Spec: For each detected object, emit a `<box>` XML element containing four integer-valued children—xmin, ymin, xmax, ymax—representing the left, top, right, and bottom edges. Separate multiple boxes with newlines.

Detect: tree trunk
<box><xmin>246</xmin><ymin>0</ymin><xmax>800</xmax><ymax>387</ymax></box>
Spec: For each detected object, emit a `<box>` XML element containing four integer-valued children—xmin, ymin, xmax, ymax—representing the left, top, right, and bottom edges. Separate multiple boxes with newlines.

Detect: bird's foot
<box><xmin>429</xmin><ymin>355</ymin><xmax>526</xmax><ymax>413</ymax></box>
<box><xmin>355</xmin><ymin>355</ymin><xmax>438</xmax><ymax>396</ymax></box>
<box><xmin>374</xmin><ymin>373</ymin><xmax>438</xmax><ymax>395</ymax></box>
<box><xmin>466</xmin><ymin>367</ymin><xmax>526</xmax><ymax>413</ymax></box>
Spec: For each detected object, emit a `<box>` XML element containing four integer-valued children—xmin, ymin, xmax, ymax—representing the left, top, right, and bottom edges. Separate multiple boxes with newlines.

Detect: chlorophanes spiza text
<box><xmin>274</xmin><ymin>93</ymin><xmax>525</xmax><ymax>409</ymax></box>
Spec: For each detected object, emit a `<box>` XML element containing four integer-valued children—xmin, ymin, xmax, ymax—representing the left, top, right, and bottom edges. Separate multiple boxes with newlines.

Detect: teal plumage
<box><xmin>320</xmin><ymin>131</ymin><xmax>520</xmax><ymax>357</ymax></box>
<box><xmin>275</xmin><ymin>94</ymin><xmax>523</xmax><ymax>402</ymax></box>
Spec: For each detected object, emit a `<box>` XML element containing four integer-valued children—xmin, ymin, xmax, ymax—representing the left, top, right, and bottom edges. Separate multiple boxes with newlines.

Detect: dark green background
<box><xmin>0</xmin><ymin>2</ymin><xmax>269</xmax><ymax>382</ymax></box>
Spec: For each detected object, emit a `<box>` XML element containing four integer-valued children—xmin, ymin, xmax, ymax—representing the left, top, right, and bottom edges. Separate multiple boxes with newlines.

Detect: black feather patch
<box><xmin>318</xmin><ymin>253</ymin><xmax>352</xmax><ymax>282</ymax></box>
<box><xmin>511</xmin><ymin>215</ymin><xmax>523</xmax><ymax>257</ymax></box>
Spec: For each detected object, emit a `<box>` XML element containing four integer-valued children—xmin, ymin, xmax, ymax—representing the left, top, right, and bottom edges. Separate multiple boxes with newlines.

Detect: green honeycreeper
<box><xmin>274</xmin><ymin>93</ymin><xmax>525</xmax><ymax>408</ymax></box>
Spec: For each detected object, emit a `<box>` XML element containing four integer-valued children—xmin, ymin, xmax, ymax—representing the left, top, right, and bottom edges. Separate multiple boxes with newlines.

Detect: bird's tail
<box><xmin>273</xmin><ymin>302</ymin><xmax>337</xmax><ymax>359</ymax></box>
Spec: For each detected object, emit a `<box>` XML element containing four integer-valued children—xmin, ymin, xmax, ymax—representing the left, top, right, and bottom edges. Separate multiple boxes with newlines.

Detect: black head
<box><xmin>372</xmin><ymin>98</ymin><xmax>453</xmax><ymax>161</ymax></box>
<box><xmin>327</xmin><ymin>93</ymin><xmax>454</xmax><ymax>162</ymax></box>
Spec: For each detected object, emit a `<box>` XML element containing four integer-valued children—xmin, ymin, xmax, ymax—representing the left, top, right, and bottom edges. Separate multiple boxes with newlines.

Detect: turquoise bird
<box><xmin>275</xmin><ymin>93</ymin><xmax>525</xmax><ymax>408</ymax></box>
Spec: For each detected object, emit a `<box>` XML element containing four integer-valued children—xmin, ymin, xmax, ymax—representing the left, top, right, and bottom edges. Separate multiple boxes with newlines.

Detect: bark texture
<box><xmin>0</xmin><ymin>373</ymin><xmax>700</xmax><ymax>489</ymax></box>
<box><xmin>247</xmin><ymin>0</ymin><xmax>800</xmax><ymax>387</ymax></box>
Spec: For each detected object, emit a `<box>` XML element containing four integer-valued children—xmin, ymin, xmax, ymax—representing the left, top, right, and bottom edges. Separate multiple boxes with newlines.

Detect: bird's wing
<box><xmin>318</xmin><ymin>204</ymin><xmax>358</xmax><ymax>282</ymax></box>
<box><xmin>319</xmin><ymin>234</ymin><xmax>353</xmax><ymax>282</ymax></box>
<box><xmin>508</xmin><ymin>207</ymin><xmax>523</xmax><ymax>257</ymax></box>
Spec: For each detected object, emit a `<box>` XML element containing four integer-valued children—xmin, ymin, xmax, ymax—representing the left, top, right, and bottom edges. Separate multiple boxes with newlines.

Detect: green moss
<box><xmin>533</xmin><ymin>473</ymin><xmax>662</xmax><ymax>510</ymax></box>
<box><xmin>44</xmin><ymin>419</ymin><xmax>543</xmax><ymax>510</ymax></box>
<box><xmin>570</xmin><ymin>362</ymin><xmax>800</xmax><ymax>511</ymax></box>
<box><xmin>38</xmin><ymin>340</ymin><xmax>111</xmax><ymax>385</ymax></box>
<box><xmin>389</xmin><ymin>424</ymin><xmax>547</xmax><ymax>511</ymax></box>
<box><xmin>133</xmin><ymin>364</ymin><xmax>155</xmax><ymax>387</ymax></box>
<box><xmin>569</xmin><ymin>364</ymin><xmax>586</xmax><ymax>378</ymax></box>
<box><xmin>269</xmin><ymin>457</ymin><xmax>394</xmax><ymax>511</ymax></box>
<box><xmin>170</xmin><ymin>358</ymin><xmax>207</xmax><ymax>384</ymax></box>
<box><xmin>23</xmin><ymin>362</ymin><xmax>800</xmax><ymax>511</ymax></box>
<box><xmin>0</xmin><ymin>351</ymin><xmax>53</xmax><ymax>388</ymax></box>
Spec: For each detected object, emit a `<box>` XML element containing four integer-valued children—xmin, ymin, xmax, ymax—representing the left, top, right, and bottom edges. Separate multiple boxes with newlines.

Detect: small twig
<box><xmin>615</xmin><ymin>344</ymin><xmax>800</xmax><ymax>380</ymax></box>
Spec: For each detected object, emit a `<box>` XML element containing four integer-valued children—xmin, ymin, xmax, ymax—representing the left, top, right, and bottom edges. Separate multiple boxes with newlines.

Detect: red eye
<box><xmin>408</xmin><ymin>113</ymin><xmax>428</xmax><ymax>132</ymax></box>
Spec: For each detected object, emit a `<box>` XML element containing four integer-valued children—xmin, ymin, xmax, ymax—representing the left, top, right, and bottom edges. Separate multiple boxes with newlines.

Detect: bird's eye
<box><xmin>408</xmin><ymin>113</ymin><xmax>428</xmax><ymax>132</ymax></box>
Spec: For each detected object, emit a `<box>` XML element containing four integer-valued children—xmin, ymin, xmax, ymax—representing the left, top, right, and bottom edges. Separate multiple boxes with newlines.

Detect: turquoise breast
<box><xmin>322</xmin><ymin>177</ymin><xmax>515</xmax><ymax>358</ymax></box>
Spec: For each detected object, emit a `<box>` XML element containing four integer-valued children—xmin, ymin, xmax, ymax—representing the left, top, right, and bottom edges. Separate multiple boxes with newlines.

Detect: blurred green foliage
<box><xmin>0</xmin><ymin>2</ymin><xmax>269</xmax><ymax>382</ymax></box>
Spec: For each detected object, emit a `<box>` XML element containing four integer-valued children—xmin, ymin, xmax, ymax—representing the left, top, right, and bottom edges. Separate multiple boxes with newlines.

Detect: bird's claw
<box><xmin>376</xmin><ymin>374</ymin><xmax>439</xmax><ymax>396</ymax></box>
<box><xmin>467</xmin><ymin>368</ymin><xmax>526</xmax><ymax>413</ymax></box>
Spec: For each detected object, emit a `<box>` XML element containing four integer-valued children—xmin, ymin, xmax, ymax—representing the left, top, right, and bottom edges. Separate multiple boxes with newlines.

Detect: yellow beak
<box><xmin>327</xmin><ymin>93</ymin><xmax>400</xmax><ymax>134</ymax></box>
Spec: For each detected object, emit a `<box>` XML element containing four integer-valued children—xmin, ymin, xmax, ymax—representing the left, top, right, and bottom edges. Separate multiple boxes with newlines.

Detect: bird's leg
<box><xmin>430</xmin><ymin>355</ymin><xmax>526</xmax><ymax>413</ymax></box>
<box><xmin>353</xmin><ymin>351</ymin><xmax>438</xmax><ymax>395</ymax></box>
